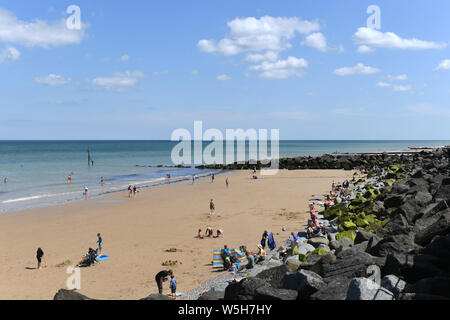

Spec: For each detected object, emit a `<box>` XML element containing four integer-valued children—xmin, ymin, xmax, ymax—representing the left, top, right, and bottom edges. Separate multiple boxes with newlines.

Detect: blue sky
<box><xmin>0</xmin><ymin>0</ymin><xmax>449</xmax><ymax>140</ymax></box>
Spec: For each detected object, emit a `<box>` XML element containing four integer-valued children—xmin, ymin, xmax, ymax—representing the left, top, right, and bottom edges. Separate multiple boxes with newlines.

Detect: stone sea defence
<box><xmin>192</xmin><ymin>148</ymin><xmax>450</xmax><ymax>300</ymax></box>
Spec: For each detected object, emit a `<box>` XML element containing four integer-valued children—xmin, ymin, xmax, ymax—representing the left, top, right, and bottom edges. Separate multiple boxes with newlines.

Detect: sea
<box><xmin>0</xmin><ymin>140</ymin><xmax>449</xmax><ymax>214</ymax></box>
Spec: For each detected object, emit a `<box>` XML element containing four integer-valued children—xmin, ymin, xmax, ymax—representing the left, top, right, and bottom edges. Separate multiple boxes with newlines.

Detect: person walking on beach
<box><xmin>36</xmin><ymin>248</ymin><xmax>45</xmax><ymax>269</ymax></box>
<box><xmin>155</xmin><ymin>269</ymin><xmax>173</xmax><ymax>294</ymax></box>
<box><xmin>84</xmin><ymin>185</ymin><xmax>88</xmax><ymax>200</ymax></box>
<box><xmin>226</xmin><ymin>177</ymin><xmax>229</xmax><ymax>188</ymax></box>
<box><xmin>3</xmin><ymin>177</ymin><xmax>7</xmax><ymax>184</ymax></box>
<box><xmin>128</xmin><ymin>185</ymin><xmax>133</xmax><ymax>198</ymax></box>
<box><xmin>67</xmin><ymin>175</ymin><xmax>72</xmax><ymax>184</ymax></box>
<box><xmin>211</xmin><ymin>174</ymin><xmax>215</xmax><ymax>183</ymax></box>
<box><xmin>209</xmin><ymin>199</ymin><xmax>215</xmax><ymax>217</ymax></box>
<box><xmin>133</xmin><ymin>185</ymin><xmax>137</xmax><ymax>196</ymax></box>
<box><xmin>100</xmin><ymin>177</ymin><xmax>104</xmax><ymax>187</ymax></box>
<box><xmin>97</xmin><ymin>233</ymin><xmax>103</xmax><ymax>254</ymax></box>
<box><xmin>260</xmin><ymin>230</ymin><xmax>269</xmax><ymax>249</ymax></box>
<box><xmin>167</xmin><ymin>174</ymin><xmax>171</xmax><ymax>184</ymax></box>
<box><xmin>192</xmin><ymin>175</ymin><xmax>196</xmax><ymax>184</ymax></box>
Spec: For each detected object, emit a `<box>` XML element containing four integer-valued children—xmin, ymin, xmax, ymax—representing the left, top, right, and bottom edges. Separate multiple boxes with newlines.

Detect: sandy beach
<box><xmin>0</xmin><ymin>169</ymin><xmax>355</xmax><ymax>300</ymax></box>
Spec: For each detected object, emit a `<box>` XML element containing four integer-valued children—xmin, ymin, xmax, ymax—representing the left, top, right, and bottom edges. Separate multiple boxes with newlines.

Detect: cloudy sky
<box><xmin>0</xmin><ymin>0</ymin><xmax>449</xmax><ymax>140</ymax></box>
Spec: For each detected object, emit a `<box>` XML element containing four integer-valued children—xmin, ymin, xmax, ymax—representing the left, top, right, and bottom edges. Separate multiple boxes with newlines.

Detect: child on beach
<box><xmin>97</xmin><ymin>233</ymin><xmax>103</xmax><ymax>254</ymax></box>
<box><xmin>197</xmin><ymin>229</ymin><xmax>204</xmax><ymax>239</ymax></box>
<box><xmin>84</xmin><ymin>186</ymin><xmax>88</xmax><ymax>200</ymax></box>
<box><xmin>169</xmin><ymin>274</ymin><xmax>177</xmax><ymax>298</ymax></box>
<box><xmin>205</xmin><ymin>227</ymin><xmax>214</xmax><ymax>238</ymax></box>
<box><xmin>128</xmin><ymin>185</ymin><xmax>133</xmax><ymax>198</ymax></box>
<box><xmin>209</xmin><ymin>199</ymin><xmax>215</xmax><ymax>217</ymax></box>
<box><xmin>216</xmin><ymin>229</ymin><xmax>224</xmax><ymax>238</ymax></box>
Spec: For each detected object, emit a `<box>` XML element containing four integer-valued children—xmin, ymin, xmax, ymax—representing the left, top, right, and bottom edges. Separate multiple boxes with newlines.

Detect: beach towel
<box><xmin>212</xmin><ymin>249</ymin><xmax>247</xmax><ymax>268</ymax></box>
<box><xmin>268</xmin><ymin>233</ymin><xmax>276</xmax><ymax>251</ymax></box>
<box><xmin>96</xmin><ymin>254</ymin><xmax>109</xmax><ymax>261</ymax></box>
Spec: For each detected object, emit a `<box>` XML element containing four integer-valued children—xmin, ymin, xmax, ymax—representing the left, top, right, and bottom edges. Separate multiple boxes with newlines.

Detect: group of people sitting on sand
<box><xmin>220</xmin><ymin>244</ymin><xmax>267</xmax><ymax>273</ymax></box>
<box><xmin>197</xmin><ymin>227</ymin><xmax>224</xmax><ymax>239</ymax></box>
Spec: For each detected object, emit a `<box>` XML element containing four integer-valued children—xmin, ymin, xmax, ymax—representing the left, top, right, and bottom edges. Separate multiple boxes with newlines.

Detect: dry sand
<box><xmin>0</xmin><ymin>169</ymin><xmax>355</xmax><ymax>300</ymax></box>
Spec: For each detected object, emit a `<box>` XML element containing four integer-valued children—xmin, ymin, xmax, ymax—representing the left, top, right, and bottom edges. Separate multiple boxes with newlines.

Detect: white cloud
<box><xmin>377</xmin><ymin>81</ymin><xmax>391</xmax><ymax>87</ymax></box>
<box><xmin>217</xmin><ymin>74</ymin><xmax>231</xmax><ymax>81</ymax></box>
<box><xmin>436</xmin><ymin>59</ymin><xmax>450</xmax><ymax>70</ymax></box>
<box><xmin>192</xmin><ymin>69</ymin><xmax>199</xmax><ymax>75</ymax></box>
<box><xmin>0</xmin><ymin>7</ymin><xmax>85</xmax><ymax>48</ymax></box>
<box><xmin>388</xmin><ymin>74</ymin><xmax>408</xmax><ymax>81</ymax></box>
<box><xmin>250</xmin><ymin>56</ymin><xmax>308</xmax><ymax>79</ymax></box>
<box><xmin>353</xmin><ymin>27</ymin><xmax>446</xmax><ymax>50</ymax></box>
<box><xmin>357</xmin><ymin>45</ymin><xmax>373</xmax><ymax>54</ymax></box>
<box><xmin>120</xmin><ymin>54</ymin><xmax>130</xmax><ymax>62</ymax></box>
<box><xmin>92</xmin><ymin>71</ymin><xmax>144</xmax><ymax>89</ymax></box>
<box><xmin>35</xmin><ymin>74</ymin><xmax>70</xmax><ymax>86</ymax></box>
<box><xmin>301</xmin><ymin>32</ymin><xmax>327</xmax><ymax>52</ymax></box>
<box><xmin>0</xmin><ymin>46</ymin><xmax>20</xmax><ymax>63</ymax></box>
<box><xmin>393</xmin><ymin>85</ymin><xmax>412</xmax><ymax>92</ymax></box>
<box><xmin>198</xmin><ymin>16</ymin><xmax>320</xmax><ymax>56</ymax></box>
<box><xmin>333</xmin><ymin>63</ymin><xmax>380</xmax><ymax>76</ymax></box>
<box><xmin>245</xmin><ymin>51</ymin><xmax>278</xmax><ymax>63</ymax></box>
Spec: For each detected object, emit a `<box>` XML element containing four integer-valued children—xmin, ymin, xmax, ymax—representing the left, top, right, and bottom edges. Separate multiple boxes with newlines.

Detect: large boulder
<box><xmin>383</xmin><ymin>253</ymin><xmax>446</xmax><ymax>283</ymax></box>
<box><xmin>224</xmin><ymin>277</ymin><xmax>268</xmax><ymax>300</ymax></box>
<box><xmin>254</xmin><ymin>286</ymin><xmax>298</xmax><ymax>300</ymax></box>
<box><xmin>317</xmin><ymin>249</ymin><xmax>377</xmax><ymax>281</ymax></box>
<box><xmin>420</xmin><ymin>234</ymin><xmax>450</xmax><ymax>263</ymax></box>
<box><xmin>141</xmin><ymin>293</ymin><xmax>173</xmax><ymax>300</ymax></box>
<box><xmin>433</xmin><ymin>178</ymin><xmax>450</xmax><ymax>201</ymax></box>
<box><xmin>307</xmin><ymin>237</ymin><xmax>329</xmax><ymax>248</ymax></box>
<box><xmin>310</xmin><ymin>277</ymin><xmax>351</xmax><ymax>300</ymax></box>
<box><xmin>53</xmin><ymin>289</ymin><xmax>93</xmax><ymax>300</ymax></box>
<box><xmin>255</xmin><ymin>265</ymin><xmax>290</xmax><ymax>289</ymax></box>
<box><xmin>381</xmin><ymin>275</ymin><xmax>408</xmax><ymax>297</ymax></box>
<box><xmin>346</xmin><ymin>278</ymin><xmax>395</xmax><ymax>300</ymax></box>
<box><xmin>285</xmin><ymin>255</ymin><xmax>301</xmax><ymax>272</ymax></box>
<box><xmin>396</xmin><ymin>202</ymin><xmax>422</xmax><ymax>225</ymax></box>
<box><xmin>404</xmin><ymin>276</ymin><xmax>450</xmax><ymax>299</ymax></box>
<box><xmin>298</xmin><ymin>243</ymin><xmax>315</xmax><ymax>255</ymax></box>
<box><xmin>415</xmin><ymin>210</ymin><xmax>450</xmax><ymax>246</ymax></box>
<box><xmin>355</xmin><ymin>230</ymin><xmax>379</xmax><ymax>245</ymax></box>
<box><xmin>370</xmin><ymin>233</ymin><xmax>416</xmax><ymax>257</ymax></box>
<box><xmin>198</xmin><ymin>290</ymin><xmax>225</xmax><ymax>300</ymax></box>
<box><xmin>282</xmin><ymin>270</ymin><xmax>326</xmax><ymax>300</ymax></box>
<box><xmin>384</xmin><ymin>195</ymin><xmax>405</xmax><ymax>209</ymax></box>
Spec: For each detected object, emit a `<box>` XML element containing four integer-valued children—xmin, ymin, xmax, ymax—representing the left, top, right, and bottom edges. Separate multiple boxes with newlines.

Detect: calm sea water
<box><xmin>0</xmin><ymin>140</ymin><xmax>449</xmax><ymax>213</ymax></box>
